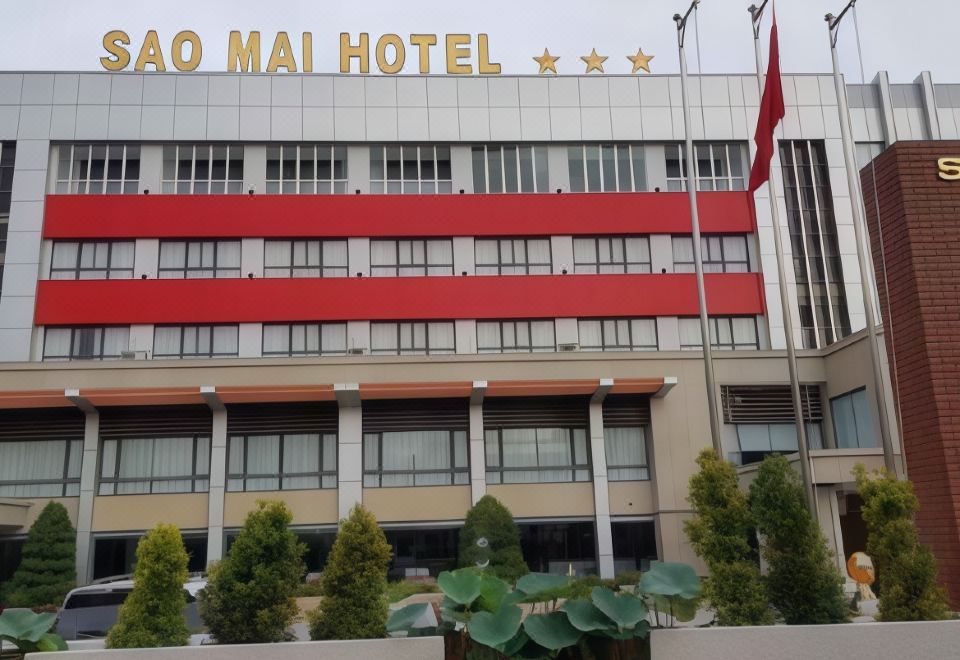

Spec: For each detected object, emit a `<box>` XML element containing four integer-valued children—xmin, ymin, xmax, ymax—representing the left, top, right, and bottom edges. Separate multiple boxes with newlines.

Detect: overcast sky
<box><xmin>0</xmin><ymin>0</ymin><xmax>954</xmax><ymax>83</ymax></box>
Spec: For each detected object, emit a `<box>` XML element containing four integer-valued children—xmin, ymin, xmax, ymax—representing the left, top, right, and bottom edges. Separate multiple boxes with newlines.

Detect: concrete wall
<box><xmin>223</xmin><ymin>490</ymin><xmax>338</xmax><ymax>527</ymax></box>
<box><xmin>91</xmin><ymin>494</ymin><xmax>208</xmax><ymax>532</ymax></box>
<box><xmin>487</xmin><ymin>483</ymin><xmax>595</xmax><ymax>518</ymax></box>
<box><xmin>650</xmin><ymin>621</ymin><xmax>960</xmax><ymax>660</ymax></box>
<box><xmin>363</xmin><ymin>485</ymin><xmax>471</xmax><ymax>522</ymax></box>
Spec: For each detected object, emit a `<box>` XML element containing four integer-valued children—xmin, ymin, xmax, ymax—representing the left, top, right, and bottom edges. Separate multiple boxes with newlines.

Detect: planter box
<box><xmin>650</xmin><ymin>620</ymin><xmax>960</xmax><ymax>660</ymax></box>
<box><xmin>28</xmin><ymin>637</ymin><xmax>442</xmax><ymax>659</ymax></box>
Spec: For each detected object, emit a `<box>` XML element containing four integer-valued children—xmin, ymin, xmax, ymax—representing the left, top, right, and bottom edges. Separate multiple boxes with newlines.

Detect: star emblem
<box><xmin>627</xmin><ymin>48</ymin><xmax>655</xmax><ymax>74</ymax></box>
<box><xmin>533</xmin><ymin>48</ymin><xmax>560</xmax><ymax>75</ymax></box>
<box><xmin>580</xmin><ymin>48</ymin><xmax>608</xmax><ymax>74</ymax></box>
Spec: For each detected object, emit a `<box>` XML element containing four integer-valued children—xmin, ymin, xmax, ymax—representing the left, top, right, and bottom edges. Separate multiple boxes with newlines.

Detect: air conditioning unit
<box><xmin>347</xmin><ymin>347</ymin><xmax>366</xmax><ymax>355</ymax></box>
<box><xmin>558</xmin><ymin>343</ymin><xmax>580</xmax><ymax>352</ymax></box>
<box><xmin>120</xmin><ymin>350</ymin><xmax>148</xmax><ymax>360</ymax></box>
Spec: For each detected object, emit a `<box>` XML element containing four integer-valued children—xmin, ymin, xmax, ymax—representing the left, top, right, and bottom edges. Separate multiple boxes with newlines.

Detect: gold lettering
<box><xmin>227</xmin><ymin>31</ymin><xmax>260</xmax><ymax>72</ymax></box>
<box><xmin>171</xmin><ymin>31</ymin><xmax>202</xmax><ymax>71</ymax></box>
<box><xmin>340</xmin><ymin>33</ymin><xmax>369</xmax><ymax>74</ymax></box>
<box><xmin>100</xmin><ymin>30</ymin><xmax>131</xmax><ymax>71</ymax></box>
<box><xmin>134</xmin><ymin>30</ymin><xmax>166</xmax><ymax>72</ymax></box>
<box><xmin>266</xmin><ymin>32</ymin><xmax>297</xmax><ymax>72</ymax></box>
<box><xmin>376</xmin><ymin>34</ymin><xmax>405</xmax><ymax>74</ymax></box>
<box><xmin>409</xmin><ymin>34</ymin><xmax>436</xmax><ymax>74</ymax></box>
<box><xmin>302</xmin><ymin>32</ymin><xmax>313</xmax><ymax>73</ymax></box>
<box><xmin>445</xmin><ymin>34</ymin><xmax>472</xmax><ymax>74</ymax></box>
<box><xmin>938</xmin><ymin>158</ymin><xmax>960</xmax><ymax>181</ymax></box>
<box><xmin>477</xmin><ymin>34</ymin><xmax>500</xmax><ymax>74</ymax></box>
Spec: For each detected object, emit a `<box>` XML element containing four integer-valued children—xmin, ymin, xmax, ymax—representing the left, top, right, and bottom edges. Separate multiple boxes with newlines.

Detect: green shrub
<box><xmin>457</xmin><ymin>495</ymin><xmax>529</xmax><ymax>583</ymax></box>
<box><xmin>106</xmin><ymin>523</ymin><xmax>190</xmax><ymax>648</ymax></box>
<box><xmin>1</xmin><ymin>502</ymin><xmax>76</xmax><ymax>608</ymax></box>
<box><xmin>684</xmin><ymin>449</ymin><xmax>771</xmax><ymax>626</ymax></box>
<box><xmin>294</xmin><ymin>578</ymin><xmax>325</xmax><ymax>598</ymax></box>
<box><xmin>749</xmin><ymin>455</ymin><xmax>848</xmax><ymax>624</ymax></box>
<box><xmin>385</xmin><ymin>580</ymin><xmax>440</xmax><ymax>603</ymax></box>
<box><xmin>200</xmin><ymin>500</ymin><xmax>305</xmax><ymax>644</ymax></box>
<box><xmin>308</xmin><ymin>504</ymin><xmax>392</xmax><ymax>640</ymax></box>
<box><xmin>853</xmin><ymin>465</ymin><xmax>950</xmax><ymax>621</ymax></box>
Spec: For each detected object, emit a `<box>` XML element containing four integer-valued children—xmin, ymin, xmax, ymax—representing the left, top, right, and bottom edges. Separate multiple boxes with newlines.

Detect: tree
<box><xmin>457</xmin><ymin>495</ymin><xmax>529</xmax><ymax>583</ymax></box>
<box><xmin>1</xmin><ymin>502</ymin><xmax>76</xmax><ymax>608</ymax></box>
<box><xmin>106</xmin><ymin>524</ymin><xmax>190</xmax><ymax>648</ymax></box>
<box><xmin>749</xmin><ymin>455</ymin><xmax>848</xmax><ymax>624</ymax></box>
<box><xmin>853</xmin><ymin>465</ymin><xmax>950</xmax><ymax>621</ymax></box>
<box><xmin>199</xmin><ymin>500</ymin><xmax>305</xmax><ymax>644</ymax></box>
<box><xmin>684</xmin><ymin>449</ymin><xmax>772</xmax><ymax>626</ymax></box>
<box><xmin>308</xmin><ymin>504</ymin><xmax>392</xmax><ymax>640</ymax></box>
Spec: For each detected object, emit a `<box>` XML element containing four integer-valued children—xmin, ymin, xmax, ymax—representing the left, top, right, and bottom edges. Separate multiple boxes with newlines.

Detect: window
<box><xmin>579</xmin><ymin>319</ymin><xmax>657</xmax><ymax>351</ymax></box>
<box><xmin>162</xmin><ymin>144</ymin><xmax>244</xmax><ymax>194</ymax></box>
<box><xmin>363</xmin><ymin>431</ymin><xmax>469</xmax><ymax>487</ymax></box>
<box><xmin>604</xmin><ymin>428</ymin><xmax>650</xmax><ymax>481</ymax></box>
<box><xmin>50</xmin><ymin>241</ymin><xmax>135</xmax><ymax>280</ymax></box>
<box><xmin>471</xmin><ymin>145</ymin><xmax>549</xmax><ymax>193</ymax></box>
<box><xmin>266</xmin><ymin>144</ymin><xmax>347</xmax><ymax>194</ymax></box>
<box><xmin>831</xmin><ymin>388</ymin><xmax>878</xmax><ymax>449</ymax></box>
<box><xmin>780</xmin><ymin>140</ymin><xmax>851</xmax><ymax>348</ymax></box>
<box><xmin>370</xmin><ymin>322</ymin><xmax>455</xmax><ymax>355</ymax></box>
<box><xmin>665</xmin><ymin>143</ymin><xmax>745</xmax><ymax>192</ymax></box>
<box><xmin>612</xmin><ymin>521</ymin><xmax>658</xmax><ymax>572</ymax></box>
<box><xmin>722</xmin><ymin>384</ymin><xmax>824</xmax><ymax>465</ymax></box>
<box><xmin>679</xmin><ymin>317</ymin><xmax>759</xmax><ymax>351</ymax></box>
<box><xmin>0</xmin><ymin>141</ymin><xmax>14</xmax><ymax>214</ymax></box>
<box><xmin>153</xmin><ymin>325</ymin><xmax>239</xmax><ymax>359</ymax></box>
<box><xmin>519</xmin><ymin>522</ymin><xmax>597</xmax><ymax>575</ymax></box>
<box><xmin>228</xmin><ymin>433</ymin><xmax>337</xmax><ymax>491</ymax></box>
<box><xmin>370</xmin><ymin>240</ymin><xmax>453</xmax><ymax>277</ymax></box>
<box><xmin>567</xmin><ymin>144</ymin><xmax>646</xmax><ymax>192</ymax></box>
<box><xmin>485</xmin><ymin>428</ymin><xmax>590</xmax><ymax>484</ymax></box>
<box><xmin>55</xmin><ymin>144</ymin><xmax>140</xmax><ymax>194</ymax></box>
<box><xmin>573</xmin><ymin>237</ymin><xmax>651</xmax><ymax>273</ymax></box>
<box><xmin>98</xmin><ymin>436</ymin><xmax>210</xmax><ymax>494</ymax></box>
<box><xmin>158</xmin><ymin>241</ymin><xmax>241</xmax><ymax>279</ymax></box>
<box><xmin>263</xmin><ymin>240</ymin><xmax>348</xmax><ymax>278</ymax></box>
<box><xmin>370</xmin><ymin>145</ymin><xmax>452</xmax><ymax>194</ymax></box>
<box><xmin>93</xmin><ymin>535</ymin><xmax>206</xmax><ymax>579</ymax></box>
<box><xmin>0</xmin><ymin>439</ymin><xmax>81</xmax><ymax>497</ymax></box>
<box><xmin>385</xmin><ymin>527</ymin><xmax>460</xmax><ymax>579</ymax></box>
<box><xmin>262</xmin><ymin>323</ymin><xmax>347</xmax><ymax>356</ymax></box>
<box><xmin>477</xmin><ymin>320</ymin><xmax>555</xmax><ymax>353</ymax></box>
<box><xmin>43</xmin><ymin>327</ymin><xmax>130</xmax><ymax>361</ymax></box>
<box><xmin>475</xmin><ymin>239</ymin><xmax>552</xmax><ymax>275</ymax></box>
<box><xmin>672</xmin><ymin>235</ymin><xmax>750</xmax><ymax>273</ymax></box>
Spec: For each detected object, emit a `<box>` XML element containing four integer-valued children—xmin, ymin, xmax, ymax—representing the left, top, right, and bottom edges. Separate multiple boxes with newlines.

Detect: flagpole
<box><xmin>825</xmin><ymin>2</ymin><xmax>897</xmax><ymax>474</ymax></box>
<box><xmin>674</xmin><ymin>0</ymin><xmax>723</xmax><ymax>455</ymax></box>
<box><xmin>748</xmin><ymin>0</ymin><xmax>818</xmax><ymax>518</ymax></box>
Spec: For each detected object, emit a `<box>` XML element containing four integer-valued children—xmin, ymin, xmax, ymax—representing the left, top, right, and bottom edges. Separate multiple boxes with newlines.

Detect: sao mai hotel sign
<box><xmin>99</xmin><ymin>30</ymin><xmax>655</xmax><ymax>75</ymax></box>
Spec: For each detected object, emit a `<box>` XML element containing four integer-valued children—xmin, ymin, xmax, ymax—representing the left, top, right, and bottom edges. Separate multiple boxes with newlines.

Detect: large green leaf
<box><xmin>633</xmin><ymin>621</ymin><xmax>651</xmax><ymax>639</ymax></box>
<box><xmin>476</xmin><ymin>574</ymin><xmax>511</xmax><ymax>613</ymax></box>
<box><xmin>0</xmin><ymin>610</ymin><xmax>57</xmax><ymax>643</ymax></box>
<box><xmin>591</xmin><ymin>587</ymin><xmax>647</xmax><ymax>629</ymax></box>
<box><xmin>639</xmin><ymin>562</ymin><xmax>701</xmax><ymax>600</ymax></box>
<box><xmin>36</xmin><ymin>632</ymin><xmax>69</xmax><ymax>652</ymax></box>
<box><xmin>387</xmin><ymin>602</ymin><xmax>430</xmax><ymax>632</ymax></box>
<box><xmin>499</xmin><ymin>628</ymin><xmax>531</xmax><ymax>657</ymax></box>
<box><xmin>562</xmin><ymin>599</ymin><xmax>614</xmax><ymax>632</ymax></box>
<box><xmin>515</xmin><ymin>572</ymin><xmax>569</xmax><ymax>598</ymax></box>
<box><xmin>469</xmin><ymin>604</ymin><xmax>522</xmax><ymax>648</ymax></box>
<box><xmin>438</xmin><ymin>569</ymin><xmax>483</xmax><ymax>606</ymax></box>
<box><xmin>653</xmin><ymin>595</ymin><xmax>699</xmax><ymax>623</ymax></box>
<box><xmin>522</xmin><ymin>612</ymin><xmax>582</xmax><ymax>651</ymax></box>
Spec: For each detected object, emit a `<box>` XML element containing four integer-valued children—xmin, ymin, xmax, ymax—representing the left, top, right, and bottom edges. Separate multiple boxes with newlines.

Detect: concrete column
<box><xmin>469</xmin><ymin>382</ymin><xmax>487</xmax><ymax>505</ymax></box>
<box><xmin>238</xmin><ymin>324</ymin><xmax>262</xmax><ymax>358</ymax></box>
<box><xmin>547</xmin><ymin>145</ymin><xmax>570</xmax><ymax>193</ymax></box>
<box><xmin>346</xmin><ymin>321</ymin><xmax>370</xmax><ymax>354</ymax></box>
<box><xmin>346</xmin><ymin>146</ymin><xmax>370</xmax><ymax>194</ymax></box>
<box><xmin>38</xmin><ymin>240</ymin><xmax>53</xmax><ymax>281</ymax></box>
<box><xmin>75</xmin><ymin>410</ymin><xmax>100</xmax><ymax>585</ymax></box>
<box><xmin>455</xmin><ymin>320</ymin><xmax>477</xmax><ymax>354</ymax></box>
<box><xmin>555</xmin><ymin>318</ymin><xmax>579</xmax><ymax>348</ymax></box>
<box><xmin>335</xmin><ymin>384</ymin><xmax>363</xmax><ymax>520</ymax></box>
<box><xmin>241</xmin><ymin>238</ymin><xmax>264</xmax><ymax>278</ymax></box>
<box><xmin>656</xmin><ymin>317</ymin><xmax>681</xmax><ymax>351</ymax></box>
<box><xmin>450</xmin><ymin>146</ymin><xmax>474</xmax><ymax>194</ymax></box>
<box><xmin>872</xmin><ymin>72</ymin><xmax>899</xmax><ymax>147</ymax></box>
<box><xmin>134</xmin><ymin>239</ymin><xmax>159</xmax><ymax>279</ymax></box>
<box><xmin>590</xmin><ymin>382</ymin><xmax>615</xmax><ymax>579</ymax></box>
<box><xmin>915</xmin><ymin>71</ymin><xmax>942</xmax><ymax>140</ymax></box>
<box><xmin>205</xmin><ymin>408</ymin><xmax>227</xmax><ymax>566</ymax></box>
<box><xmin>453</xmin><ymin>237</ymin><xmax>475</xmax><ymax>276</ymax></box>
<box><xmin>138</xmin><ymin>145</ymin><xmax>163</xmax><ymax>195</ymax></box>
<box><xmin>644</xmin><ymin>144</ymin><xmax>668</xmax><ymax>191</ymax></box>
<box><xmin>551</xmin><ymin>236</ymin><xmax>574</xmax><ymax>274</ymax></box>
<box><xmin>243</xmin><ymin>145</ymin><xmax>266</xmax><ymax>194</ymax></box>
<box><xmin>649</xmin><ymin>235</ymin><xmax>673</xmax><ymax>274</ymax></box>
<box><xmin>348</xmin><ymin>238</ymin><xmax>370</xmax><ymax>277</ymax></box>
<box><xmin>128</xmin><ymin>325</ymin><xmax>154</xmax><ymax>357</ymax></box>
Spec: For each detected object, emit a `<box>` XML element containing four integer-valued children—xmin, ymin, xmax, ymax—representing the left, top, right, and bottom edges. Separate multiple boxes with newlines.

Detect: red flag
<box><xmin>748</xmin><ymin>12</ymin><xmax>786</xmax><ymax>193</ymax></box>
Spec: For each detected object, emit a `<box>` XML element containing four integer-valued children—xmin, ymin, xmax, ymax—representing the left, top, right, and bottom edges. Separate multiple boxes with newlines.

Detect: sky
<box><xmin>0</xmin><ymin>0</ymin><xmax>954</xmax><ymax>83</ymax></box>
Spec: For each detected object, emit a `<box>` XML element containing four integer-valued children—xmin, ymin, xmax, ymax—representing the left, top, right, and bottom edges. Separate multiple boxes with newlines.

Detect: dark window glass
<box><xmin>519</xmin><ymin>522</ymin><xmax>597</xmax><ymax>575</ymax></box>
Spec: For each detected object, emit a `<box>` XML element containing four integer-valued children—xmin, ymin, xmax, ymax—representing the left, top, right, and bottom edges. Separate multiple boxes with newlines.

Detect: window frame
<box><xmin>573</xmin><ymin>237</ymin><xmax>652</xmax><ymax>274</ymax></box>
<box><xmin>227</xmin><ymin>432</ymin><xmax>338</xmax><ymax>492</ymax></box>
<box><xmin>471</xmin><ymin>144</ymin><xmax>549</xmax><ymax>193</ymax></box>
<box><xmin>484</xmin><ymin>427</ymin><xmax>591</xmax><ymax>484</ymax></box>
<box><xmin>0</xmin><ymin>439</ymin><xmax>82</xmax><ymax>497</ymax></box>
<box><xmin>369</xmin><ymin>145</ymin><xmax>453</xmax><ymax>194</ymax></box>
<box><xmin>672</xmin><ymin>235</ymin><xmax>751</xmax><ymax>273</ymax></box>
<box><xmin>49</xmin><ymin>241</ymin><xmax>135</xmax><ymax>280</ymax></box>
<box><xmin>665</xmin><ymin>142</ymin><xmax>746</xmax><ymax>192</ymax></box>
<box><xmin>567</xmin><ymin>143</ymin><xmax>647</xmax><ymax>193</ymax></box>
<box><xmin>829</xmin><ymin>387</ymin><xmax>877</xmax><ymax>449</ymax></box>
<box><xmin>679</xmin><ymin>317</ymin><xmax>760</xmax><ymax>351</ymax></box>
<box><xmin>262</xmin><ymin>239</ymin><xmax>349</xmax><ymax>278</ymax></box>
<box><xmin>161</xmin><ymin>144</ymin><xmax>244</xmax><ymax>195</ymax></box>
<box><xmin>152</xmin><ymin>325</ymin><xmax>240</xmax><ymax>359</ymax></box>
<box><xmin>362</xmin><ymin>429</ymin><xmax>469</xmax><ymax>488</ymax></box>
<box><xmin>42</xmin><ymin>326</ymin><xmax>130</xmax><ymax>361</ymax></box>
<box><xmin>476</xmin><ymin>320</ymin><xmax>556</xmax><ymax>353</ymax></box>
<box><xmin>578</xmin><ymin>318</ymin><xmax>658</xmax><ymax>352</ymax></box>
<box><xmin>474</xmin><ymin>238</ymin><xmax>553</xmax><ymax>275</ymax></box>
<box><xmin>369</xmin><ymin>239</ymin><xmax>454</xmax><ymax>277</ymax></box>
<box><xmin>265</xmin><ymin>144</ymin><xmax>348</xmax><ymax>194</ymax></box>
<box><xmin>603</xmin><ymin>426</ymin><xmax>651</xmax><ymax>482</ymax></box>
<box><xmin>261</xmin><ymin>323</ymin><xmax>348</xmax><ymax>357</ymax></box>
<box><xmin>369</xmin><ymin>322</ymin><xmax>456</xmax><ymax>355</ymax></box>
<box><xmin>157</xmin><ymin>240</ymin><xmax>242</xmax><ymax>279</ymax></box>
<box><xmin>55</xmin><ymin>144</ymin><xmax>140</xmax><ymax>195</ymax></box>
<box><xmin>97</xmin><ymin>435</ymin><xmax>210</xmax><ymax>495</ymax></box>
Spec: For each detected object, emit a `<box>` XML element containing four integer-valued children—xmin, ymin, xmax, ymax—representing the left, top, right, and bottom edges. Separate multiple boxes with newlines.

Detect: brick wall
<box><xmin>861</xmin><ymin>141</ymin><xmax>960</xmax><ymax>605</ymax></box>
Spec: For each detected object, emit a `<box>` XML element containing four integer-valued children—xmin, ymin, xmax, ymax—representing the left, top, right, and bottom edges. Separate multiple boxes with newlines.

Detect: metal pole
<box><xmin>825</xmin><ymin>5</ymin><xmax>897</xmax><ymax>474</ymax></box>
<box><xmin>749</xmin><ymin>1</ymin><xmax>818</xmax><ymax>518</ymax></box>
<box><xmin>675</xmin><ymin>1</ymin><xmax>722</xmax><ymax>455</ymax></box>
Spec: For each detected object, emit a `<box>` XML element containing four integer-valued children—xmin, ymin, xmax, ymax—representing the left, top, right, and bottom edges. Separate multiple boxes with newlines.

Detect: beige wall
<box><xmin>608</xmin><ymin>481</ymin><xmax>655</xmax><ymax>515</ymax></box>
<box><xmin>91</xmin><ymin>494</ymin><xmax>208</xmax><ymax>532</ymax></box>
<box><xmin>0</xmin><ymin>497</ymin><xmax>79</xmax><ymax>533</ymax></box>
<box><xmin>363</xmin><ymin>485</ymin><xmax>471</xmax><ymax>522</ymax></box>
<box><xmin>657</xmin><ymin>511</ymin><xmax>706</xmax><ymax>574</ymax></box>
<box><xmin>487</xmin><ymin>483</ymin><xmax>595</xmax><ymax>518</ymax></box>
<box><xmin>223</xmin><ymin>490</ymin><xmax>338</xmax><ymax>527</ymax></box>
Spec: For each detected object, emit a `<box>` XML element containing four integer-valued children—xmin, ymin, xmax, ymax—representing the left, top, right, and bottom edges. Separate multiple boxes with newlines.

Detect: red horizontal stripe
<box><xmin>35</xmin><ymin>274</ymin><xmax>765</xmax><ymax>325</ymax></box>
<box><xmin>43</xmin><ymin>192</ymin><xmax>756</xmax><ymax>239</ymax></box>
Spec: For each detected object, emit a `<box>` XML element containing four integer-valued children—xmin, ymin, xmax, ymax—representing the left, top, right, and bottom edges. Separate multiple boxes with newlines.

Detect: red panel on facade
<box><xmin>34</xmin><ymin>274</ymin><xmax>765</xmax><ymax>325</ymax></box>
<box><xmin>42</xmin><ymin>192</ymin><xmax>755</xmax><ymax>239</ymax></box>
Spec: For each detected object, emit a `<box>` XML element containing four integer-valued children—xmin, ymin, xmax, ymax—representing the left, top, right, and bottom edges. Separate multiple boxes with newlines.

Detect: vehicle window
<box><xmin>63</xmin><ymin>591</ymin><xmax>130</xmax><ymax>609</ymax></box>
